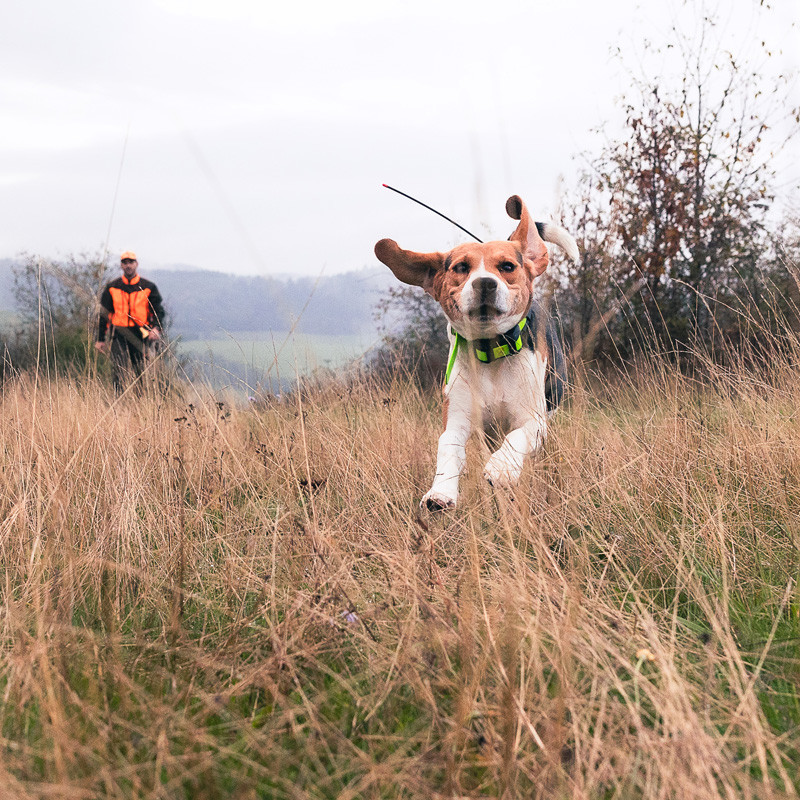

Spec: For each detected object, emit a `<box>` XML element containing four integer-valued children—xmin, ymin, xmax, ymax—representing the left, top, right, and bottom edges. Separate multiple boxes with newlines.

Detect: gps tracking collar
<box><xmin>445</xmin><ymin>318</ymin><xmax>528</xmax><ymax>384</ymax></box>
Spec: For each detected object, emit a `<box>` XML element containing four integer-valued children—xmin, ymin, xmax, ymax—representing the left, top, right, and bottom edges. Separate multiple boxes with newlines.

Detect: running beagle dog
<box><xmin>375</xmin><ymin>195</ymin><xmax>579</xmax><ymax>510</ymax></box>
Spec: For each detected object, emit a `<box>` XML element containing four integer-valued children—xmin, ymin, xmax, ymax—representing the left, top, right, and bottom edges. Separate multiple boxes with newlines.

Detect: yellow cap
<box><xmin>120</xmin><ymin>250</ymin><xmax>137</xmax><ymax>261</ymax></box>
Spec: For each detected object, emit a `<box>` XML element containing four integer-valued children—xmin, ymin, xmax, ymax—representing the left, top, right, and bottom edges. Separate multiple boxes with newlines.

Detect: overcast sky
<box><xmin>1</xmin><ymin>0</ymin><xmax>798</xmax><ymax>277</ymax></box>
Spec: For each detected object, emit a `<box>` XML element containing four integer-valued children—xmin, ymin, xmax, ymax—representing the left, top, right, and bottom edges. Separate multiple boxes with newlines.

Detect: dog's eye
<box><xmin>498</xmin><ymin>261</ymin><xmax>517</xmax><ymax>273</ymax></box>
<box><xmin>452</xmin><ymin>262</ymin><xmax>470</xmax><ymax>274</ymax></box>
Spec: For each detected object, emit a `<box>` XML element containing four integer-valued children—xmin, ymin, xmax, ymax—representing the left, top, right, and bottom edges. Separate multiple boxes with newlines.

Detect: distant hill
<box><xmin>149</xmin><ymin>267</ymin><xmax>392</xmax><ymax>339</ymax></box>
<box><xmin>0</xmin><ymin>258</ymin><xmax>395</xmax><ymax>340</ymax></box>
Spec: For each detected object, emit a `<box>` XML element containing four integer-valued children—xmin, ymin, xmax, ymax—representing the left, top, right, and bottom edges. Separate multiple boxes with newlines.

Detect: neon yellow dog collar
<box><xmin>445</xmin><ymin>317</ymin><xmax>527</xmax><ymax>384</ymax></box>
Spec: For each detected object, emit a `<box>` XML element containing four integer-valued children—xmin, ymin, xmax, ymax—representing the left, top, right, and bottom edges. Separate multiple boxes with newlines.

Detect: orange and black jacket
<box><xmin>97</xmin><ymin>275</ymin><xmax>165</xmax><ymax>342</ymax></box>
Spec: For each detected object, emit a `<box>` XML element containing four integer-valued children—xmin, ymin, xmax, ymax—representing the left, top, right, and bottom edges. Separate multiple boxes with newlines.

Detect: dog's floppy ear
<box><xmin>506</xmin><ymin>195</ymin><xmax>549</xmax><ymax>277</ymax></box>
<box><xmin>375</xmin><ymin>239</ymin><xmax>444</xmax><ymax>297</ymax></box>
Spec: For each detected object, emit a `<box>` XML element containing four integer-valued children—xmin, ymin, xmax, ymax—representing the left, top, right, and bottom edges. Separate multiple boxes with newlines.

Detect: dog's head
<box><xmin>376</xmin><ymin>195</ymin><xmax>560</xmax><ymax>339</ymax></box>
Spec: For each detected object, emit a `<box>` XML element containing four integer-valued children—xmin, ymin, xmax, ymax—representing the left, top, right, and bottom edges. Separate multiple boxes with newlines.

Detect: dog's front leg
<box><xmin>421</xmin><ymin>395</ymin><xmax>472</xmax><ymax>511</ymax></box>
<box><xmin>483</xmin><ymin>415</ymin><xmax>546</xmax><ymax>488</ymax></box>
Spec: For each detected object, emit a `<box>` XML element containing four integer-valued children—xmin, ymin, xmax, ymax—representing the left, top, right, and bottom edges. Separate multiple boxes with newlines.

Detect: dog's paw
<box><xmin>420</xmin><ymin>489</ymin><xmax>457</xmax><ymax>512</ymax></box>
<box><xmin>483</xmin><ymin>451</ymin><xmax>524</xmax><ymax>488</ymax></box>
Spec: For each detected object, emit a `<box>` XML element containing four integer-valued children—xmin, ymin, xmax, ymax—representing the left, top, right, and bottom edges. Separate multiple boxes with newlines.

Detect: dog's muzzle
<box><xmin>464</xmin><ymin>275</ymin><xmax>507</xmax><ymax>318</ymax></box>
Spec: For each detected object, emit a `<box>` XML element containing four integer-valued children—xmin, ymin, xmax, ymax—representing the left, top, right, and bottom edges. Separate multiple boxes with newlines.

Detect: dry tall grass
<box><xmin>1</xmin><ymin>344</ymin><xmax>799</xmax><ymax>798</ymax></box>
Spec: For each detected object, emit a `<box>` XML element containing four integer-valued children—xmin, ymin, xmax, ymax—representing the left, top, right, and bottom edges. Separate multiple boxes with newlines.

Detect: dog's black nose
<box><xmin>474</xmin><ymin>277</ymin><xmax>497</xmax><ymax>299</ymax></box>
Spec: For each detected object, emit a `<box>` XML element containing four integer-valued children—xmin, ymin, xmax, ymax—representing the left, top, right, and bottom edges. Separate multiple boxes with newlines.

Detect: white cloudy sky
<box><xmin>1</xmin><ymin>0</ymin><xmax>797</xmax><ymax>276</ymax></box>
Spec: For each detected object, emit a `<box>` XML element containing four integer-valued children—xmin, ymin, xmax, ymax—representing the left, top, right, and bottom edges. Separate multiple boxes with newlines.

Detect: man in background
<box><xmin>95</xmin><ymin>250</ymin><xmax>165</xmax><ymax>391</ymax></box>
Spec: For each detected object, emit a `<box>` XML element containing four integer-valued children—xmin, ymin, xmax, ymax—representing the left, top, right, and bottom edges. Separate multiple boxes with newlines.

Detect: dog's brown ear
<box><xmin>506</xmin><ymin>195</ymin><xmax>548</xmax><ymax>277</ymax></box>
<box><xmin>375</xmin><ymin>239</ymin><xmax>444</xmax><ymax>297</ymax></box>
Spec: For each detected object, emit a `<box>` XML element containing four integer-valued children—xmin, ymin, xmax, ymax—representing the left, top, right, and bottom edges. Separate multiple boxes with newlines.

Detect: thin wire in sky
<box><xmin>102</xmin><ymin>122</ymin><xmax>130</xmax><ymax>267</ymax></box>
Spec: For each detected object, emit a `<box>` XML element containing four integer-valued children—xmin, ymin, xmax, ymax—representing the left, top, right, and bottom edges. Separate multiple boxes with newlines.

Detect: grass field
<box><xmin>1</xmin><ymin>343</ymin><xmax>799</xmax><ymax>798</ymax></box>
<box><xmin>177</xmin><ymin>330</ymin><xmax>376</xmax><ymax>393</ymax></box>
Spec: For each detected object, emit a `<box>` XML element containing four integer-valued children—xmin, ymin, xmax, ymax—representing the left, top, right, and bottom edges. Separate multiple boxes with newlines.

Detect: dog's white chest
<box><xmin>446</xmin><ymin>346</ymin><xmax>547</xmax><ymax>428</ymax></box>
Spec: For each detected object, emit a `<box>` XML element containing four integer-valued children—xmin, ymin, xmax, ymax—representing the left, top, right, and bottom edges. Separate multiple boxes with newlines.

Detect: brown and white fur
<box><xmin>375</xmin><ymin>195</ymin><xmax>579</xmax><ymax>510</ymax></box>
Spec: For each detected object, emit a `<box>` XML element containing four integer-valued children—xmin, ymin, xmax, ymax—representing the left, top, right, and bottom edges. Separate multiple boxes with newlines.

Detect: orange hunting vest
<box><xmin>108</xmin><ymin>276</ymin><xmax>152</xmax><ymax>327</ymax></box>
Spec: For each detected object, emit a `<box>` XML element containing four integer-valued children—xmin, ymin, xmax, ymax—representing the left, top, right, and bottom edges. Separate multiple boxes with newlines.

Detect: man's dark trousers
<box><xmin>109</xmin><ymin>330</ymin><xmax>148</xmax><ymax>393</ymax></box>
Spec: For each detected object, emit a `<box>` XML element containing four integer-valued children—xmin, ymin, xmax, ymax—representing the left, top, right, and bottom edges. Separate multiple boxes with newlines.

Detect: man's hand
<box><xmin>147</xmin><ymin>328</ymin><xmax>161</xmax><ymax>342</ymax></box>
<box><xmin>95</xmin><ymin>341</ymin><xmax>108</xmax><ymax>353</ymax></box>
